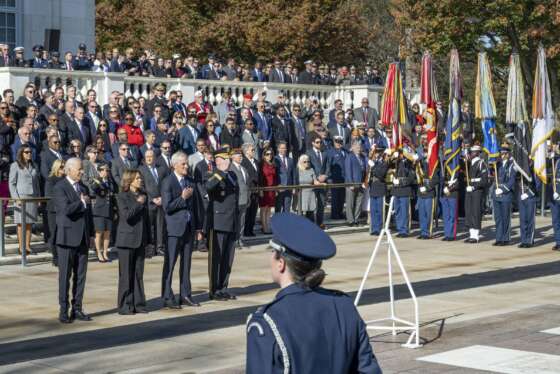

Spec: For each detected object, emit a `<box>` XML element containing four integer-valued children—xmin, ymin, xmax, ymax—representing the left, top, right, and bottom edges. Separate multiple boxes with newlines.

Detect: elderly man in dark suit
<box><xmin>160</xmin><ymin>151</ymin><xmax>199</xmax><ymax>308</ymax></box>
<box><xmin>344</xmin><ymin>142</ymin><xmax>367</xmax><ymax>226</ymax></box>
<box><xmin>54</xmin><ymin>157</ymin><xmax>93</xmax><ymax>323</ymax></box>
<box><xmin>353</xmin><ymin>98</ymin><xmax>378</xmax><ymax>129</ymax></box>
<box><xmin>40</xmin><ymin>135</ymin><xmax>64</xmax><ymax>180</ymax></box>
<box><xmin>327</xmin><ymin>111</ymin><xmax>351</xmax><ymax>150</ymax></box>
<box><xmin>139</xmin><ymin>149</ymin><xmax>168</xmax><ymax>256</ymax></box>
<box><xmin>67</xmin><ymin>106</ymin><xmax>92</xmax><ymax>147</ymax></box>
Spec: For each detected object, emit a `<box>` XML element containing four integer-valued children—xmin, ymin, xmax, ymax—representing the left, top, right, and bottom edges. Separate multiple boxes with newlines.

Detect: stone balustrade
<box><xmin>0</xmin><ymin>67</ymin><xmax>420</xmax><ymax>112</ymax></box>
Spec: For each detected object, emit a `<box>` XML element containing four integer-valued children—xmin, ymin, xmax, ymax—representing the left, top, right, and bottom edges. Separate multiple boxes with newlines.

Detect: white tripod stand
<box><xmin>354</xmin><ymin>196</ymin><xmax>421</xmax><ymax>348</ymax></box>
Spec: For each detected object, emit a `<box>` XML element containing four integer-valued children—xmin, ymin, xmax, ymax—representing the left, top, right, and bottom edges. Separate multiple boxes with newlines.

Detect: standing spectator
<box><xmin>0</xmin><ymin>44</ymin><xmax>11</xmax><ymax>67</ymax></box>
<box><xmin>115</xmin><ymin>170</ymin><xmax>149</xmax><ymax>314</ymax></box>
<box><xmin>156</xmin><ymin>139</ymin><xmax>173</xmax><ymax>173</ymax></box>
<box><xmin>328</xmin><ymin>111</ymin><xmax>351</xmax><ymax>150</ymax></box>
<box><xmin>201</xmin><ymin>119</ymin><xmax>220</xmax><ymax>152</ymax></box>
<box><xmin>161</xmin><ymin>152</ymin><xmax>198</xmax><ymax>308</ymax></box>
<box><xmin>139</xmin><ymin>129</ymin><xmax>160</xmax><ymax>159</ymax></box>
<box><xmin>298</xmin><ymin>60</ymin><xmax>314</xmax><ymax>84</ymax></box>
<box><xmin>229</xmin><ymin>148</ymin><xmax>249</xmax><ymax>247</ymax></box>
<box><xmin>9</xmin><ymin>145</ymin><xmax>40</xmax><ymax>254</ymax></box>
<box><xmin>344</xmin><ymin>142</ymin><xmax>367</xmax><ymax>226</ymax></box>
<box><xmin>177</xmin><ymin>111</ymin><xmax>200</xmax><ymax>155</ymax></box>
<box><xmin>45</xmin><ymin>159</ymin><xmax>65</xmax><ymax>266</ymax></box>
<box><xmin>91</xmin><ymin>163</ymin><xmax>116</xmax><ymax>262</ymax></box>
<box><xmin>254</xmin><ymin>101</ymin><xmax>271</xmax><ymax>148</ymax></box>
<box><xmin>216</xmin><ymin>91</ymin><xmax>235</xmax><ymax>125</ymax></box>
<box><xmin>297</xmin><ymin>154</ymin><xmax>324</xmax><ymax>221</ymax></box>
<box><xmin>271</xmin><ymin>105</ymin><xmax>292</xmax><ymax>152</ymax></box>
<box><xmin>146</xmin><ymin>83</ymin><xmax>169</xmax><ymax>121</ymax></box>
<box><xmin>81</xmin><ymin>145</ymin><xmax>100</xmax><ymax>191</ymax></box>
<box><xmin>111</xmin><ymin>127</ymin><xmax>140</xmax><ymax>163</ymax></box>
<box><xmin>220</xmin><ymin>117</ymin><xmax>242</xmax><ymax>149</ymax></box>
<box><xmin>121</xmin><ymin>112</ymin><xmax>145</xmax><ymax>147</ymax></box>
<box><xmin>291</xmin><ymin>104</ymin><xmax>307</xmax><ymax>162</ymax></box>
<box><xmin>40</xmin><ymin>135</ymin><xmax>64</xmax><ymax>180</ymax></box>
<box><xmin>241</xmin><ymin>119</ymin><xmax>259</xmax><ymax>159</ymax></box>
<box><xmin>274</xmin><ymin>141</ymin><xmax>295</xmax><ymax>213</ymax></box>
<box><xmin>11</xmin><ymin>125</ymin><xmax>38</xmax><ymax>164</ymax></box>
<box><xmin>188</xmin><ymin>139</ymin><xmax>206</xmax><ymax>173</ymax></box>
<box><xmin>307</xmin><ymin>136</ymin><xmax>328</xmax><ymax>228</ymax></box>
<box><xmin>193</xmin><ymin>149</ymin><xmax>214</xmax><ymax>250</ymax></box>
<box><xmin>68</xmin><ymin>139</ymin><xmax>83</xmax><ymax>159</ymax></box>
<box><xmin>269</xmin><ymin>60</ymin><xmax>285</xmax><ymax>83</ymax></box>
<box><xmin>241</xmin><ymin>143</ymin><xmax>260</xmax><ymax>237</ymax></box>
<box><xmin>251</xmin><ymin>61</ymin><xmax>266</xmax><ymax>82</ymax></box>
<box><xmin>326</xmin><ymin>136</ymin><xmax>347</xmax><ymax>219</ymax></box>
<box><xmin>222</xmin><ymin>58</ymin><xmax>238</xmax><ymax>80</ymax></box>
<box><xmin>139</xmin><ymin>149</ymin><xmax>168</xmax><ymax>256</ymax></box>
<box><xmin>54</xmin><ymin>158</ymin><xmax>93</xmax><ymax>323</ymax></box>
<box><xmin>259</xmin><ymin>147</ymin><xmax>277</xmax><ymax>233</ymax></box>
<box><xmin>112</xmin><ymin>142</ymin><xmax>138</xmax><ymax>187</ymax></box>
<box><xmin>68</xmin><ymin>106</ymin><xmax>92</xmax><ymax>147</ymax></box>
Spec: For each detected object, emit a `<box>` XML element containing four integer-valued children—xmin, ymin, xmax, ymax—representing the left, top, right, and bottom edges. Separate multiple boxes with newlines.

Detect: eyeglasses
<box><xmin>99</xmin><ymin>124</ymin><xmax>107</xmax><ymax>127</ymax></box>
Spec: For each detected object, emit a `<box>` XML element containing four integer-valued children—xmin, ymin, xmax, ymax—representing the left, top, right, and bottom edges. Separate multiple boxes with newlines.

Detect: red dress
<box><xmin>259</xmin><ymin>161</ymin><xmax>277</xmax><ymax>207</ymax></box>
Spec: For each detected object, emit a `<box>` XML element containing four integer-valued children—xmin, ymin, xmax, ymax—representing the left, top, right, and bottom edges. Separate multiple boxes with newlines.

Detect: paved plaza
<box><xmin>0</xmin><ymin>215</ymin><xmax>559</xmax><ymax>373</ymax></box>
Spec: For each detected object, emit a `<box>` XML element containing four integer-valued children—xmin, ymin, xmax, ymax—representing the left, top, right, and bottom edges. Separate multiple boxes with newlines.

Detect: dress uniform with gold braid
<box><xmin>206</xmin><ymin>149</ymin><xmax>239</xmax><ymax>300</ymax></box>
<box><xmin>491</xmin><ymin>145</ymin><xmax>516</xmax><ymax>246</ymax></box>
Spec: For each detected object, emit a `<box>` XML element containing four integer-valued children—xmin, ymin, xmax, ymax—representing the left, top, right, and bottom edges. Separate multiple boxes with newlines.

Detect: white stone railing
<box><xmin>0</xmin><ymin>68</ymin><xmax>420</xmax><ymax>112</ymax></box>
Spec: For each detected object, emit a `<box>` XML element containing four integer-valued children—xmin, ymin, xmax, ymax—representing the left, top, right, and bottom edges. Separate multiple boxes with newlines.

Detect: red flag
<box><xmin>420</xmin><ymin>52</ymin><xmax>439</xmax><ymax>177</ymax></box>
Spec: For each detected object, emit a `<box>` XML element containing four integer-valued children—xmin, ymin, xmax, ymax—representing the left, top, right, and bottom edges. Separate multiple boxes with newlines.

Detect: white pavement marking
<box><xmin>541</xmin><ymin>327</ymin><xmax>560</xmax><ymax>335</ymax></box>
<box><xmin>418</xmin><ymin>345</ymin><xmax>560</xmax><ymax>374</ymax></box>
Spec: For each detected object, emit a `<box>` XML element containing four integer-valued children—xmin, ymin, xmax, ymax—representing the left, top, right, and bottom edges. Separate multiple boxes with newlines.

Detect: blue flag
<box><xmin>444</xmin><ymin>97</ymin><xmax>461</xmax><ymax>177</ymax></box>
<box><xmin>482</xmin><ymin>118</ymin><xmax>499</xmax><ymax>164</ymax></box>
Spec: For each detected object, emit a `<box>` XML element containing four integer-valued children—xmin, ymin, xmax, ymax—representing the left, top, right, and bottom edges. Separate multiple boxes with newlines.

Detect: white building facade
<box><xmin>0</xmin><ymin>0</ymin><xmax>94</xmax><ymax>56</ymax></box>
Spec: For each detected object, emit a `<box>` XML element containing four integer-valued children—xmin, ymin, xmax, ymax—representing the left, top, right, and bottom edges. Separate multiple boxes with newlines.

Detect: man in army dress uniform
<box><xmin>206</xmin><ymin>149</ymin><xmax>239</xmax><ymax>300</ymax></box>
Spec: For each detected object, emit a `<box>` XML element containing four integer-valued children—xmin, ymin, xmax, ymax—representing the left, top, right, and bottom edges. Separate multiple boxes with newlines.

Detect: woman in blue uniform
<box><xmin>246</xmin><ymin>212</ymin><xmax>382</xmax><ymax>374</ymax></box>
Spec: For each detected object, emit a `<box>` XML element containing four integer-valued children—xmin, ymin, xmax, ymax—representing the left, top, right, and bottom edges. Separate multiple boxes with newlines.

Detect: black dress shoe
<box><xmin>396</xmin><ymin>233</ymin><xmax>408</xmax><ymax>238</ymax></box>
<box><xmin>135</xmin><ymin>307</ymin><xmax>149</xmax><ymax>314</ymax></box>
<box><xmin>222</xmin><ymin>291</ymin><xmax>237</xmax><ymax>300</ymax></box>
<box><xmin>71</xmin><ymin>310</ymin><xmax>92</xmax><ymax>321</ymax></box>
<box><xmin>518</xmin><ymin>243</ymin><xmax>527</xmax><ymax>248</ymax></box>
<box><xmin>492</xmin><ymin>241</ymin><xmax>502</xmax><ymax>246</ymax></box>
<box><xmin>370</xmin><ymin>231</ymin><xmax>380</xmax><ymax>236</ymax></box>
<box><xmin>118</xmin><ymin>309</ymin><xmax>135</xmax><ymax>315</ymax></box>
<box><xmin>180</xmin><ymin>296</ymin><xmax>200</xmax><ymax>307</ymax></box>
<box><xmin>59</xmin><ymin>311</ymin><xmax>72</xmax><ymax>324</ymax></box>
<box><xmin>552</xmin><ymin>245</ymin><xmax>560</xmax><ymax>251</ymax></box>
<box><xmin>163</xmin><ymin>299</ymin><xmax>182</xmax><ymax>309</ymax></box>
<box><xmin>209</xmin><ymin>291</ymin><xmax>229</xmax><ymax>301</ymax></box>
<box><xmin>501</xmin><ymin>241</ymin><xmax>511</xmax><ymax>246</ymax></box>
<box><xmin>465</xmin><ymin>238</ymin><xmax>478</xmax><ymax>244</ymax></box>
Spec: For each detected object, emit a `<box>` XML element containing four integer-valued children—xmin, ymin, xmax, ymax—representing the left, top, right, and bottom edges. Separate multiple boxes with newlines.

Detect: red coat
<box><xmin>187</xmin><ymin>101</ymin><xmax>214</xmax><ymax>124</ymax></box>
<box><xmin>122</xmin><ymin>124</ymin><xmax>145</xmax><ymax>146</ymax></box>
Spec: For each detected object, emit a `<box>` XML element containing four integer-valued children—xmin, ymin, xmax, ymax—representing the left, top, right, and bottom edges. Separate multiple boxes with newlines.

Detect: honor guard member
<box><xmin>551</xmin><ymin>144</ymin><xmax>560</xmax><ymax>251</ymax></box>
<box><xmin>206</xmin><ymin>149</ymin><xmax>239</xmax><ymax>300</ymax></box>
<box><xmin>517</xmin><ymin>165</ymin><xmax>537</xmax><ymax>248</ymax></box>
<box><xmin>367</xmin><ymin>145</ymin><xmax>388</xmax><ymax>235</ymax></box>
<box><xmin>391</xmin><ymin>150</ymin><xmax>415</xmax><ymax>237</ymax></box>
<box><xmin>464</xmin><ymin>145</ymin><xmax>488</xmax><ymax>243</ymax></box>
<box><xmin>246</xmin><ymin>213</ymin><xmax>382</xmax><ymax>374</ymax></box>
<box><xmin>416</xmin><ymin>148</ymin><xmax>439</xmax><ymax>239</ymax></box>
<box><xmin>492</xmin><ymin>144</ymin><xmax>516</xmax><ymax>246</ymax></box>
<box><xmin>441</xmin><ymin>168</ymin><xmax>460</xmax><ymax>241</ymax></box>
<box><xmin>31</xmin><ymin>45</ymin><xmax>48</xmax><ymax>69</ymax></box>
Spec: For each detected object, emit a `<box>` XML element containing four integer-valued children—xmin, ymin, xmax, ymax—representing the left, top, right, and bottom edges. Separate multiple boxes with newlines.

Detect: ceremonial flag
<box><xmin>420</xmin><ymin>51</ymin><xmax>439</xmax><ymax>177</ymax></box>
<box><xmin>531</xmin><ymin>46</ymin><xmax>555</xmax><ymax>184</ymax></box>
<box><xmin>505</xmin><ymin>53</ymin><xmax>532</xmax><ymax>181</ymax></box>
<box><xmin>444</xmin><ymin>49</ymin><xmax>462</xmax><ymax>178</ymax></box>
<box><xmin>380</xmin><ymin>62</ymin><xmax>411</xmax><ymax>150</ymax></box>
<box><xmin>475</xmin><ymin>52</ymin><xmax>499</xmax><ymax>164</ymax></box>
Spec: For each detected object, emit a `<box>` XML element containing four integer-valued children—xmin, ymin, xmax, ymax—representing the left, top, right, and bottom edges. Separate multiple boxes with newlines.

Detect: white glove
<box><xmin>419</xmin><ymin>186</ymin><xmax>427</xmax><ymax>193</ymax></box>
<box><xmin>520</xmin><ymin>193</ymin><xmax>528</xmax><ymax>200</ymax></box>
<box><xmin>443</xmin><ymin>187</ymin><xmax>450</xmax><ymax>195</ymax></box>
<box><xmin>495</xmin><ymin>188</ymin><xmax>503</xmax><ymax>196</ymax></box>
<box><xmin>384</xmin><ymin>149</ymin><xmax>392</xmax><ymax>155</ymax></box>
<box><xmin>413</xmin><ymin>154</ymin><xmax>419</xmax><ymax>161</ymax></box>
<box><xmin>447</xmin><ymin>180</ymin><xmax>454</xmax><ymax>187</ymax></box>
<box><xmin>393</xmin><ymin>178</ymin><xmax>400</xmax><ymax>186</ymax></box>
<box><xmin>368</xmin><ymin>160</ymin><xmax>375</xmax><ymax>167</ymax></box>
<box><xmin>466</xmin><ymin>186</ymin><xmax>474</xmax><ymax>192</ymax></box>
<box><xmin>554</xmin><ymin>192</ymin><xmax>560</xmax><ymax>201</ymax></box>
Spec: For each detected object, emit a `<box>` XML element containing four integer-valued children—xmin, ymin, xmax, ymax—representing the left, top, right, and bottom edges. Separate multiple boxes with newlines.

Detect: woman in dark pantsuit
<box><xmin>115</xmin><ymin>169</ymin><xmax>150</xmax><ymax>315</ymax></box>
<box><xmin>91</xmin><ymin>163</ymin><xmax>117</xmax><ymax>263</ymax></box>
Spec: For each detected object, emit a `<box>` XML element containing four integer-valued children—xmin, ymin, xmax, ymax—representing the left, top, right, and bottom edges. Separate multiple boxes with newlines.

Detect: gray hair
<box><xmin>170</xmin><ymin>151</ymin><xmax>187</xmax><ymax>167</ymax></box>
<box><xmin>64</xmin><ymin>157</ymin><xmax>82</xmax><ymax>174</ymax></box>
<box><xmin>242</xmin><ymin>142</ymin><xmax>255</xmax><ymax>154</ymax></box>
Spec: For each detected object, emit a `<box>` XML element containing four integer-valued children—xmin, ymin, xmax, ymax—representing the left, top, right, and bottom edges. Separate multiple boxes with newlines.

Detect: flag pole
<box><xmin>494</xmin><ymin>163</ymin><xmax>498</xmax><ymax>187</ymax></box>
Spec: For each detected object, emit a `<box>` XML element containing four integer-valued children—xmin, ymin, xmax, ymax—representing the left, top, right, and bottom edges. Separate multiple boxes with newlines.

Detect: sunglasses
<box><xmin>99</xmin><ymin>124</ymin><xmax>107</xmax><ymax>127</ymax></box>
<box><xmin>265</xmin><ymin>153</ymin><xmax>272</xmax><ymax>156</ymax></box>
<box><xmin>125</xmin><ymin>117</ymin><xmax>133</xmax><ymax>121</ymax></box>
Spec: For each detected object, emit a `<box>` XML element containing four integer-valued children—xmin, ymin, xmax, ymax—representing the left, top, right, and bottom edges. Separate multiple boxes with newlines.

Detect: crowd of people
<box><xmin>0</xmin><ymin>43</ymin><xmax>384</xmax><ymax>86</ymax></box>
<box><xmin>1</xmin><ymin>45</ymin><xmax>560</xmax><ymax>323</ymax></box>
